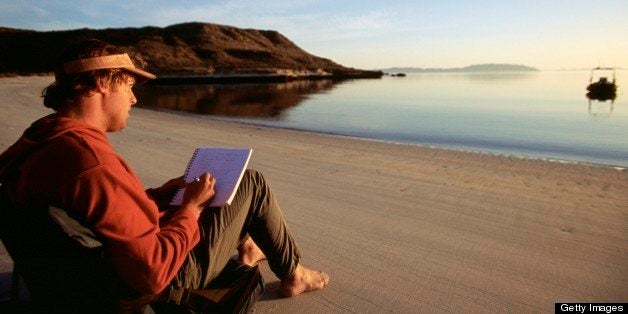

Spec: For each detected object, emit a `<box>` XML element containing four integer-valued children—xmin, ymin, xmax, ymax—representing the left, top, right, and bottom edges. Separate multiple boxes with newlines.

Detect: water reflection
<box><xmin>135</xmin><ymin>80</ymin><xmax>339</xmax><ymax>119</ymax></box>
<box><xmin>462</xmin><ymin>71</ymin><xmax>537</xmax><ymax>81</ymax></box>
<box><xmin>588</xmin><ymin>98</ymin><xmax>615</xmax><ymax>117</ymax></box>
<box><xmin>131</xmin><ymin>71</ymin><xmax>628</xmax><ymax>166</ymax></box>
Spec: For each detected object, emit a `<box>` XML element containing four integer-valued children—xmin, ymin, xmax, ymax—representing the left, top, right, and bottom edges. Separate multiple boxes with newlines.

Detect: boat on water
<box><xmin>586</xmin><ymin>67</ymin><xmax>617</xmax><ymax>101</ymax></box>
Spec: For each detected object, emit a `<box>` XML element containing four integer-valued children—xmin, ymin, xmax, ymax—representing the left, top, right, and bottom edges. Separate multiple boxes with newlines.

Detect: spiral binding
<box><xmin>171</xmin><ymin>147</ymin><xmax>202</xmax><ymax>205</ymax></box>
<box><xmin>183</xmin><ymin>148</ymin><xmax>202</xmax><ymax>182</ymax></box>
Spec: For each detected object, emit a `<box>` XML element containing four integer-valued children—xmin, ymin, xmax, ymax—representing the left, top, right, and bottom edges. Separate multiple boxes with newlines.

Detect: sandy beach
<box><xmin>1</xmin><ymin>76</ymin><xmax>626</xmax><ymax>312</ymax></box>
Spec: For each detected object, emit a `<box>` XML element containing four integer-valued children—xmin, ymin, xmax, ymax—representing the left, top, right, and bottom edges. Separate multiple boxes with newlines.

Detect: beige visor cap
<box><xmin>61</xmin><ymin>53</ymin><xmax>156</xmax><ymax>82</ymax></box>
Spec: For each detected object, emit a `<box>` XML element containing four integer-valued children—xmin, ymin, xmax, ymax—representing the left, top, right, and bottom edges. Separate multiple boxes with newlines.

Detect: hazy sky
<box><xmin>1</xmin><ymin>0</ymin><xmax>626</xmax><ymax>70</ymax></box>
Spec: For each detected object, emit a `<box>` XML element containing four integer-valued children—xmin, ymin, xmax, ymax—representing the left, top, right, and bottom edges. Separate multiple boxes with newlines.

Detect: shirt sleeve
<box><xmin>65</xmin><ymin>163</ymin><xmax>200</xmax><ymax>295</ymax></box>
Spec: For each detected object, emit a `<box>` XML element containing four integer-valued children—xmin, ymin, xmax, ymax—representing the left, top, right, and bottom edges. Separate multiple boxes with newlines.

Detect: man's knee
<box><xmin>243</xmin><ymin>169</ymin><xmax>267</xmax><ymax>187</ymax></box>
<box><xmin>244</xmin><ymin>168</ymin><xmax>261</xmax><ymax>178</ymax></box>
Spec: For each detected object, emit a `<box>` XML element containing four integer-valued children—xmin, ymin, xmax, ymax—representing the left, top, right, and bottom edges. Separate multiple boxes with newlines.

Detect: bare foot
<box><xmin>237</xmin><ymin>237</ymin><xmax>267</xmax><ymax>266</ymax></box>
<box><xmin>279</xmin><ymin>264</ymin><xmax>330</xmax><ymax>297</ymax></box>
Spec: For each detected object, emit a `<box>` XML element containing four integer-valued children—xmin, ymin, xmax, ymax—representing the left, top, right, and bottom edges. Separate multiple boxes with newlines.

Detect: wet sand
<box><xmin>1</xmin><ymin>76</ymin><xmax>626</xmax><ymax>312</ymax></box>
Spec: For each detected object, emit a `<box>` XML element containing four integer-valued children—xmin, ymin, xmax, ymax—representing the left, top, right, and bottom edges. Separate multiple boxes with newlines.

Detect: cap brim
<box><xmin>122</xmin><ymin>67</ymin><xmax>157</xmax><ymax>84</ymax></box>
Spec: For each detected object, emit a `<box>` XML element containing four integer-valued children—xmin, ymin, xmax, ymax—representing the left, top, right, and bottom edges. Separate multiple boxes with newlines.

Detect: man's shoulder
<box><xmin>15</xmin><ymin>129</ymin><xmax>125</xmax><ymax>194</ymax></box>
<box><xmin>34</xmin><ymin>129</ymin><xmax>118</xmax><ymax>168</ymax></box>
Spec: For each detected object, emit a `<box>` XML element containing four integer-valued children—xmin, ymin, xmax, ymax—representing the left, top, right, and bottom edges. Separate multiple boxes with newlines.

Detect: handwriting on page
<box><xmin>171</xmin><ymin>147</ymin><xmax>252</xmax><ymax>207</ymax></box>
<box><xmin>187</xmin><ymin>152</ymin><xmax>247</xmax><ymax>188</ymax></box>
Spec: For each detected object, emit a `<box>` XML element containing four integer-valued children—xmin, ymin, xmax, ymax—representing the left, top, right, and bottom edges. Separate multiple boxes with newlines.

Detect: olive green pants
<box><xmin>172</xmin><ymin>169</ymin><xmax>301</xmax><ymax>289</ymax></box>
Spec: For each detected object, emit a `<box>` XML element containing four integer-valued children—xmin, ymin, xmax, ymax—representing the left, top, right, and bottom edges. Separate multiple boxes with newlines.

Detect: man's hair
<box><xmin>42</xmin><ymin>39</ymin><xmax>133</xmax><ymax>111</ymax></box>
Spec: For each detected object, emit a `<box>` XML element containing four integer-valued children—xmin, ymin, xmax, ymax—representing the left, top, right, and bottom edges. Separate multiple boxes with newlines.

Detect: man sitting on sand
<box><xmin>0</xmin><ymin>39</ymin><xmax>328</xmax><ymax>311</ymax></box>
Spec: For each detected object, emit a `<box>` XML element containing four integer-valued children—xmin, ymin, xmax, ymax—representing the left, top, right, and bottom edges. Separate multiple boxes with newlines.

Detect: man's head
<box><xmin>42</xmin><ymin>39</ymin><xmax>156</xmax><ymax>131</ymax></box>
<box><xmin>42</xmin><ymin>39</ymin><xmax>155</xmax><ymax>112</ymax></box>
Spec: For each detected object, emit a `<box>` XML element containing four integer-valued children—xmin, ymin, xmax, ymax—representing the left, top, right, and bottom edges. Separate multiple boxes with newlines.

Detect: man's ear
<box><xmin>95</xmin><ymin>78</ymin><xmax>110</xmax><ymax>95</ymax></box>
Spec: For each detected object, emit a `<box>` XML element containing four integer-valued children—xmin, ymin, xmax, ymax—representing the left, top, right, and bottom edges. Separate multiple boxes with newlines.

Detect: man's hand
<box><xmin>181</xmin><ymin>172</ymin><xmax>216</xmax><ymax>216</ymax></box>
<box><xmin>147</xmin><ymin>176</ymin><xmax>185</xmax><ymax>209</ymax></box>
<box><xmin>158</xmin><ymin>176</ymin><xmax>185</xmax><ymax>195</ymax></box>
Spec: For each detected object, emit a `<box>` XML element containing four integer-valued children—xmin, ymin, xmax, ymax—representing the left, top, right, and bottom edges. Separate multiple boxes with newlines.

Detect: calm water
<box><xmin>136</xmin><ymin>71</ymin><xmax>628</xmax><ymax>167</ymax></box>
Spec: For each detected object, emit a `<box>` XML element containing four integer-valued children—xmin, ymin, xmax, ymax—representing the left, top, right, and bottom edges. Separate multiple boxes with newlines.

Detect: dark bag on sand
<box><xmin>155</xmin><ymin>259</ymin><xmax>266</xmax><ymax>313</ymax></box>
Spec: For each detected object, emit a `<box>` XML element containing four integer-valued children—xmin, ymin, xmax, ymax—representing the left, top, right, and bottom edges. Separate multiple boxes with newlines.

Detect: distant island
<box><xmin>381</xmin><ymin>64</ymin><xmax>539</xmax><ymax>73</ymax></box>
<box><xmin>0</xmin><ymin>22</ymin><xmax>382</xmax><ymax>82</ymax></box>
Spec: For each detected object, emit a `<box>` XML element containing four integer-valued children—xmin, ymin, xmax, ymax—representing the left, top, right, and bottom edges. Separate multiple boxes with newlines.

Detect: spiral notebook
<box><xmin>170</xmin><ymin>147</ymin><xmax>253</xmax><ymax>207</ymax></box>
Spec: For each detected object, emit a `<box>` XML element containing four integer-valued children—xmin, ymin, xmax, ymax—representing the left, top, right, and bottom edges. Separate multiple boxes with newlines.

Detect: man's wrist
<box><xmin>180</xmin><ymin>204</ymin><xmax>202</xmax><ymax>219</ymax></box>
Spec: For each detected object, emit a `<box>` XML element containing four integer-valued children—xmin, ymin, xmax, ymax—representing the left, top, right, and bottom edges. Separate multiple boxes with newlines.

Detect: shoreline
<box><xmin>150</xmin><ymin>71</ymin><xmax>384</xmax><ymax>85</ymax></box>
<box><xmin>176</xmin><ymin>112</ymin><xmax>628</xmax><ymax>170</ymax></box>
<box><xmin>1</xmin><ymin>76</ymin><xmax>627</xmax><ymax>312</ymax></box>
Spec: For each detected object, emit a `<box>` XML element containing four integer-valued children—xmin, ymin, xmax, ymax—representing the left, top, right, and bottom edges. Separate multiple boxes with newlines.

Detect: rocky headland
<box><xmin>0</xmin><ymin>22</ymin><xmax>382</xmax><ymax>82</ymax></box>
